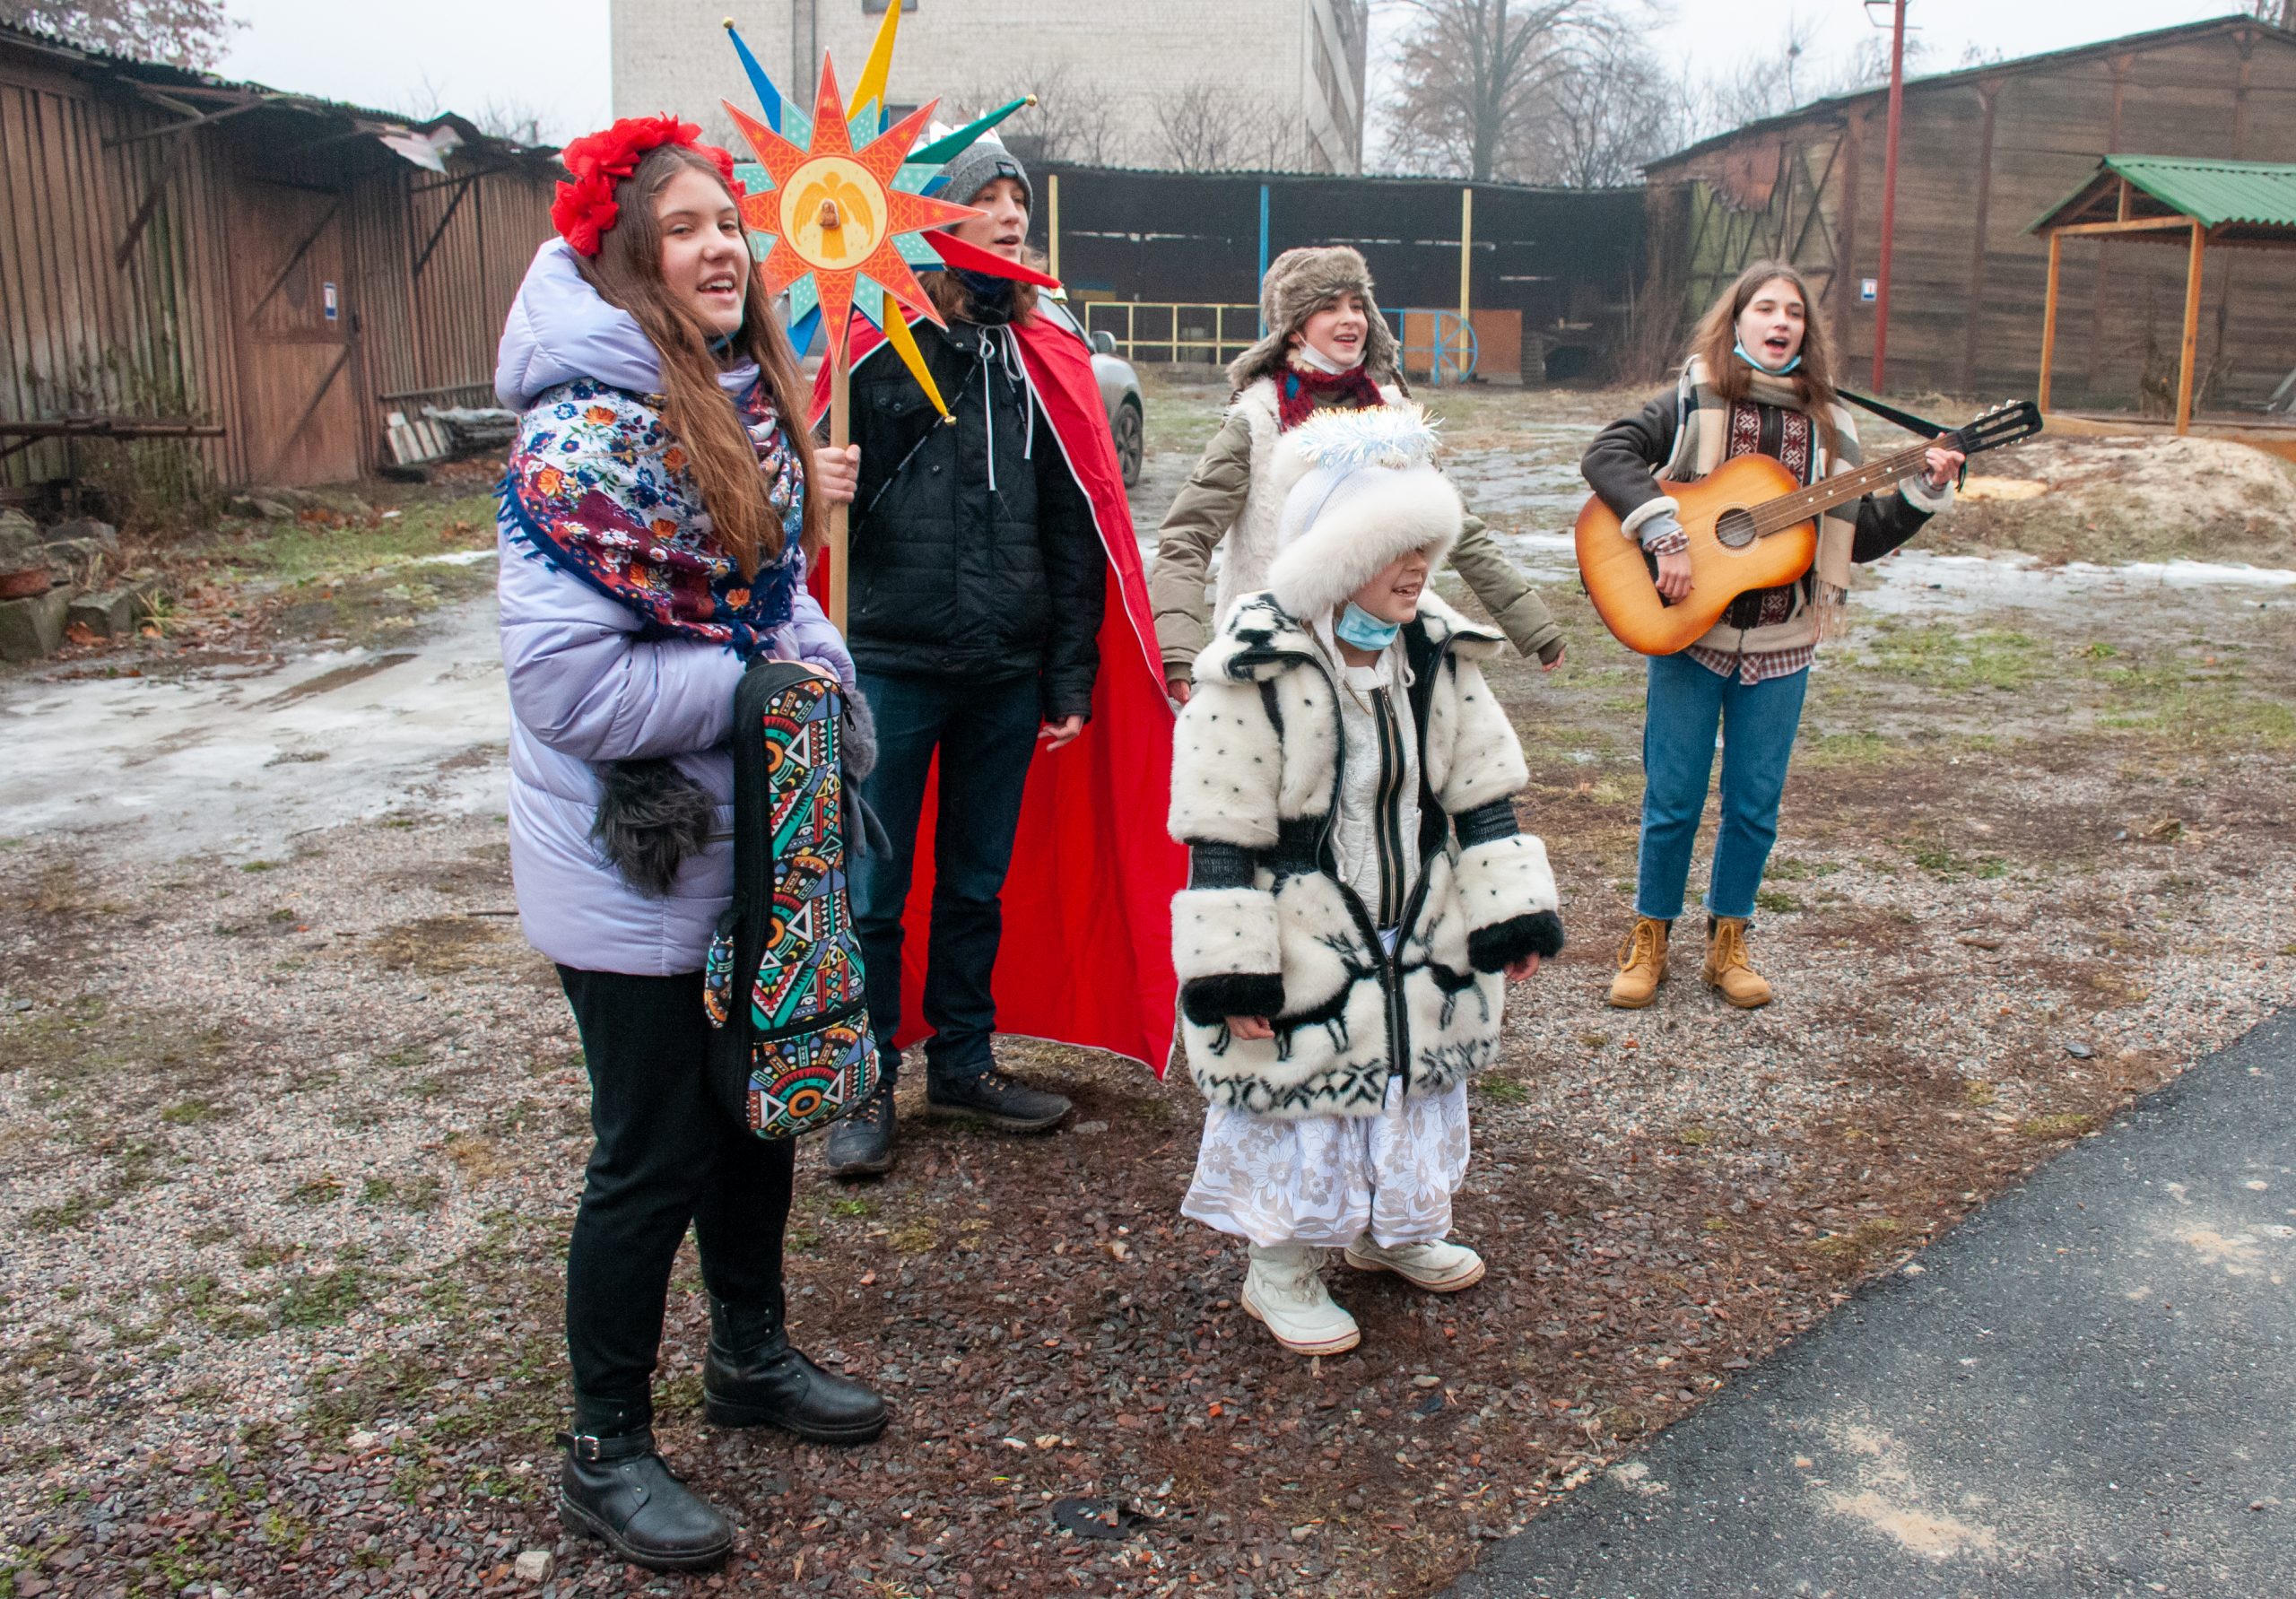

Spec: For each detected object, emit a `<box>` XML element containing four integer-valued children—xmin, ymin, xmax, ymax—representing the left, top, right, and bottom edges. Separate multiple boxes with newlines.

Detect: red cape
<box><xmin>811</xmin><ymin>310</ymin><xmax>1183</xmax><ymax>1074</ymax></box>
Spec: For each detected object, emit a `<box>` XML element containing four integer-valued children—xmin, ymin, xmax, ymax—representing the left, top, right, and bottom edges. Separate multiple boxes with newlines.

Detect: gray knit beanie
<box><xmin>938</xmin><ymin>130</ymin><xmax>1031</xmax><ymax>213</ymax></box>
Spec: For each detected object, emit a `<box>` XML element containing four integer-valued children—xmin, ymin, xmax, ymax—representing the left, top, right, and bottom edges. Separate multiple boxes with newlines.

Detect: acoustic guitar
<box><xmin>1574</xmin><ymin>400</ymin><xmax>2043</xmax><ymax>656</ymax></box>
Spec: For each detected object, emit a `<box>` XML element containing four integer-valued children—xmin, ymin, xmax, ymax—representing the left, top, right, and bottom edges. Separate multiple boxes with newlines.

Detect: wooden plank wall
<box><xmin>0</xmin><ymin>37</ymin><xmax>557</xmax><ymax>497</ymax></box>
<box><xmin>1648</xmin><ymin>22</ymin><xmax>2296</xmax><ymax>410</ymax></box>
<box><xmin>0</xmin><ymin>47</ymin><xmax>244</xmax><ymax>490</ymax></box>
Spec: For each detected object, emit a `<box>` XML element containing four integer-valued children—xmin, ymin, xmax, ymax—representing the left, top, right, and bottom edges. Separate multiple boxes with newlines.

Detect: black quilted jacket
<box><xmin>844</xmin><ymin>314</ymin><xmax>1103</xmax><ymax>722</ymax></box>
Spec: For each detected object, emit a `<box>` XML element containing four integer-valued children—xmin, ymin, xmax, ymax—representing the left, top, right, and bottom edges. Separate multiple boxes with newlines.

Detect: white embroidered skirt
<box><xmin>1180</xmin><ymin>1075</ymin><xmax>1471</xmax><ymax>1249</ymax></box>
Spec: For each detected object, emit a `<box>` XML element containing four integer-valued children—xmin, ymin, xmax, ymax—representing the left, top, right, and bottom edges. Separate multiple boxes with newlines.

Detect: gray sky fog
<box><xmin>216</xmin><ymin>0</ymin><xmax>2252</xmax><ymax>152</ymax></box>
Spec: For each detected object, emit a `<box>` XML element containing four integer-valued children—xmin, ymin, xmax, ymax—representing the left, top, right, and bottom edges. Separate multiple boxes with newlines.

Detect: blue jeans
<box><xmin>849</xmin><ymin>670</ymin><xmax>1041</xmax><ymax>1089</ymax></box>
<box><xmin>1634</xmin><ymin>652</ymin><xmax>1809</xmax><ymax>922</ymax></box>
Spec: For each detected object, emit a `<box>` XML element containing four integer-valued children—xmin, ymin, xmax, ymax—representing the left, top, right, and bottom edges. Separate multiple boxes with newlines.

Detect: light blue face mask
<box><xmin>1734</xmin><ymin>338</ymin><xmax>1801</xmax><ymax>375</ymax></box>
<box><xmin>1335</xmin><ymin>602</ymin><xmax>1401</xmax><ymax>650</ymax></box>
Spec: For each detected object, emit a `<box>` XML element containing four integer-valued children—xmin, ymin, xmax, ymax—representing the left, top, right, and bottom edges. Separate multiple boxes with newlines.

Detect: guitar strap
<box><xmin>1834</xmin><ymin>387</ymin><xmax>1969</xmax><ymax>488</ymax></box>
<box><xmin>1833</xmin><ymin>387</ymin><xmax>1947</xmax><ymax>439</ymax></box>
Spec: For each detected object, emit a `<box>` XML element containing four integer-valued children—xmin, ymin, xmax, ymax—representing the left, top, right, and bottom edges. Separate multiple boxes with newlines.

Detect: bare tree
<box><xmin>1675</xmin><ymin>8</ymin><xmax>1825</xmax><ymax>144</ymax></box>
<box><xmin>1378</xmin><ymin>0</ymin><xmax>1620</xmax><ymax>180</ymax></box>
<box><xmin>0</xmin><ymin>0</ymin><xmax>235</xmax><ymax>67</ymax></box>
<box><xmin>998</xmin><ymin>57</ymin><xmax>1118</xmax><ymax>168</ymax></box>
<box><xmin>474</xmin><ymin>96</ymin><xmax>552</xmax><ymax>148</ymax></box>
<box><xmin>1154</xmin><ymin>81</ymin><xmax>1254</xmax><ymax>172</ymax></box>
<box><xmin>1516</xmin><ymin>23</ymin><xmax>1676</xmax><ymax>187</ymax></box>
<box><xmin>2246</xmin><ymin>0</ymin><xmax>2293</xmax><ymax>30</ymax></box>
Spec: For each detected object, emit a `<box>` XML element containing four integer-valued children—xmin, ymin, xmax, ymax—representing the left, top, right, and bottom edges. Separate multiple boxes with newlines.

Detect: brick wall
<box><xmin>612</xmin><ymin>0</ymin><xmax>1363</xmax><ymax>173</ymax></box>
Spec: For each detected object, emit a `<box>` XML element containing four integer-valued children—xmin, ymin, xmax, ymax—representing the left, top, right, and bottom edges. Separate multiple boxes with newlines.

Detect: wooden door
<box><xmin>231</xmin><ymin>182</ymin><xmax>362</xmax><ymax>487</ymax></box>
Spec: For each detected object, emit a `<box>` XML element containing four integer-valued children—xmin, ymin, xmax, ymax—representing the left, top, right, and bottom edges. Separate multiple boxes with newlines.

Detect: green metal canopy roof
<box><xmin>2033</xmin><ymin>154</ymin><xmax>2296</xmax><ymax>234</ymax></box>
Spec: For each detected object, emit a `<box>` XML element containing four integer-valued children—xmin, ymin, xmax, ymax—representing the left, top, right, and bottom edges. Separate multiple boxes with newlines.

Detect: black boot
<box><xmin>823</xmin><ymin>1082</ymin><xmax>896</xmax><ymax>1178</ymax></box>
<box><xmin>557</xmin><ymin>1427</ymin><xmax>733</xmax><ymax>1572</ymax></box>
<box><xmin>703</xmin><ymin>1291</ymin><xmax>888</xmax><ymax>1445</ymax></box>
<box><xmin>925</xmin><ymin>1065</ymin><xmax>1072</xmax><ymax>1132</ymax></box>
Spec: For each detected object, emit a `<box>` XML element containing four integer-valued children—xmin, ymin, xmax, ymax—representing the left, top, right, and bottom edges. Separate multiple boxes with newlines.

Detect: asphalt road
<box><xmin>1447</xmin><ymin>1009</ymin><xmax>2296</xmax><ymax>1599</ymax></box>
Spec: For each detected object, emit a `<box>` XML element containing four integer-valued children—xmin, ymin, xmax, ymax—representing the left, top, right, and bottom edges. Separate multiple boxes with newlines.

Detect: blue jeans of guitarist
<box><xmin>1634</xmin><ymin>653</ymin><xmax>1809</xmax><ymax>922</ymax></box>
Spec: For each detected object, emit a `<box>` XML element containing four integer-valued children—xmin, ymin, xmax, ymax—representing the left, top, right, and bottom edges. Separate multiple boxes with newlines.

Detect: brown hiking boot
<box><xmin>1702</xmin><ymin>916</ymin><xmax>1772</xmax><ymax>1009</ymax></box>
<box><xmin>1605</xmin><ymin>917</ymin><xmax>1669</xmax><ymax>1009</ymax></box>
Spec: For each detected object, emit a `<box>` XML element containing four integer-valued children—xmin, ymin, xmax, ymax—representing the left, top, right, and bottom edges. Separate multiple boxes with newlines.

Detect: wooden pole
<box><xmin>2175</xmin><ymin>218</ymin><xmax>2205</xmax><ymax>436</ymax></box>
<box><xmin>2037</xmin><ymin>231</ymin><xmax>2060</xmax><ymax>413</ymax></box>
<box><xmin>1871</xmin><ymin>0</ymin><xmax>1907</xmax><ymax>391</ymax></box>
<box><xmin>828</xmin><ymin>333</ymin><xmax>851</xmax><ymax>630</ymax></box>
<box><xmin>1048</xmin><ymin>171</ymin><xmax>1062</xmax><ymax>283</ymax></box>
<box><xmin>1457</xmin><ymin>185</ymin><xmax>1474</xmax><ymax>384</ymax></box>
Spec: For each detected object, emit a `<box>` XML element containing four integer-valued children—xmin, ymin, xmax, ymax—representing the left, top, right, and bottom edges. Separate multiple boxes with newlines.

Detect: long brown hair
<box><xmin>1687</xmin><ymin>260</ymin><xmax>1842</xmax><ymax>451</ymax></box>
<box><xmin>575</xmin><ymin>143</ymin><xmax>822</xmax><ymax>575</ymax></box>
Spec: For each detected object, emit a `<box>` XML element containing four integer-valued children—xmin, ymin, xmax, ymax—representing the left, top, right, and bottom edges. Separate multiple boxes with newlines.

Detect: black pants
<box><xmin>558</xmin><ymin>965</ymin><xmax>793</xmax><ymax>1433</ymax></box>
<box><xmin>847</xmin><ymin>669</ymin><xmax>1040</xmax><ymax>1087</ymax></box>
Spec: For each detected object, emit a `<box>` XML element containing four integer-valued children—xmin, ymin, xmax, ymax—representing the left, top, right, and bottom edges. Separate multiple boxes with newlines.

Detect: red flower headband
<box><xmin>552</xmin><ymin>114</ymin><xmax>744</xmax><ymax>257</ymax></box>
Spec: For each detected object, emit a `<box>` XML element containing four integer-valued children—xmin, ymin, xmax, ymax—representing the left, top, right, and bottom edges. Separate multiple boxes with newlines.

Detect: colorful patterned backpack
<box><xmin>706</xmin><ymin>658</ymin><xmax>881</xmax><ymax>1139</ymax></box>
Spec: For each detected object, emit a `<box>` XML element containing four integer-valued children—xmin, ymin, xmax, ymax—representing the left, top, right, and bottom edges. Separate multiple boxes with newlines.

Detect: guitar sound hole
<box><xmin>1714</xmin><ymin>507</ymin><xmax>1758</xmax><ymax>550</ymax></box>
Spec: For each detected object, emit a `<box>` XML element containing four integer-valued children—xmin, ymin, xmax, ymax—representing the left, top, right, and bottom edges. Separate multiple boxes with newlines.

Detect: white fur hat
<box><xmin>1265</xmin><ymin>404</ymin><xmax>1461</xmax><ymax>621</ymax></box>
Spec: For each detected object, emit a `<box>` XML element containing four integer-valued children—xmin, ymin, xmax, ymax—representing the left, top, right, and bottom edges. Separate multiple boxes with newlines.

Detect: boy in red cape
<box><xmin>810</xmin><ymin>134</ymin><xmax>1182</xmax><ymax>1176</ymax></box>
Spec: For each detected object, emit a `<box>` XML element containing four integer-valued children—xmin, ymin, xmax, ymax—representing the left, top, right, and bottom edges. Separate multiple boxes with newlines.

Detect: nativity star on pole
<box><xmin>721</xmin><ymin>65</ymin><xmax>978</xmax><ymax>412</ymax></box>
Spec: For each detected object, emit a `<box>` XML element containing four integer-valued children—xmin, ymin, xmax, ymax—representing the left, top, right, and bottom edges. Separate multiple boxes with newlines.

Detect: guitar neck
<box><xmin>1749</xmin><ymin>437</ymin><xmax>1937</xmax><ymax>536</ymax></box>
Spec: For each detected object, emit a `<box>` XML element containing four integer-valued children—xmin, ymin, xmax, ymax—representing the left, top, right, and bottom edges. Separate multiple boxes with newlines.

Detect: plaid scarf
<box><xmin>1275</xmin><ymin>362</ymin><xmax>1387</xmax><ymax>431</ymax></box>
<box><xmin>500</xmin><ymin>377</ymin><xmax>805</xmax><ymax>655</ymax></box>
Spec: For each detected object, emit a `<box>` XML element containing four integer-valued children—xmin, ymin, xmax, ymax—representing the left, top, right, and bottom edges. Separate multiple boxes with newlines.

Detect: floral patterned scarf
<box><xmin>500</xmin><ymin>376</ymin><xmax>805</xmax><ymax>654</ymax></box>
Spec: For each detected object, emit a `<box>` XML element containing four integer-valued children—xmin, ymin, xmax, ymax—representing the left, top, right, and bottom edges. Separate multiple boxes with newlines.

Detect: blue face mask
<box><xmin>1734</xmin><ymin>338</ymin><xmax>1801</xmax><ymax>375</ymax></box>
<box><xmin>1335</xmin><ymin>602</ymin><xmax>1402</xmax><ymax>651</ymax></box>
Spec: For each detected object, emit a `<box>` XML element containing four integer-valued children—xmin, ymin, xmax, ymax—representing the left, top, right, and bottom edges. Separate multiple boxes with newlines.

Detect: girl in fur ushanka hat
<box><xmin>1148</xmin><ymin>246</ymin><xmax>1568</xmax><ymax>706</ymax></box>
<box><xmin>1167</xmin><ymin>404</ymin><xmax>1565</xmax><ymax>1357</ymax></box>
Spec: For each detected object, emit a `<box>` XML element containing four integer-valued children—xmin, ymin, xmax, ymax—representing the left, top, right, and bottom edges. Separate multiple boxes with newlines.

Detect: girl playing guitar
<box><xmin>1580</xmin><ymin>261</ymin><xmax>1963</xmax><ymax>1011</ymax></box>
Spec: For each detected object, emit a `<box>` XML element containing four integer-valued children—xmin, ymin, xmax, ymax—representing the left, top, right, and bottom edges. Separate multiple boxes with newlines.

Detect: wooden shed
<box><xmin>0</xmin><ymin>22</ymin><xmax>561</xmax><ymax>500</ymax></box>
<box><xmin>1639</xmin><ymin>16</ymin><xmax>2296</xmax><ymax>411</ymax></box>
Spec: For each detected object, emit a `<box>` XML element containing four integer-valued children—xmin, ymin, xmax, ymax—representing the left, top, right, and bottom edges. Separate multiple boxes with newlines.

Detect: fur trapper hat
<box><xmin>1224</xmin><ymin>246</ymin><xmax>1404</xmax><ymax>393</ymax></box>
<box><xmin>1265</xmin><ymin>404</ymin><xmax>1460</xmax><ymax>621</ymax></box>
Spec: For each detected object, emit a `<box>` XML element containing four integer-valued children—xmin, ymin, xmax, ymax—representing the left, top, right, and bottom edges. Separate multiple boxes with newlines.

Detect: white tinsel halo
<box><xmin>1283</xmin><ymin>402</ymin><xmax>1442</xmax><ymax>475</ymax></box>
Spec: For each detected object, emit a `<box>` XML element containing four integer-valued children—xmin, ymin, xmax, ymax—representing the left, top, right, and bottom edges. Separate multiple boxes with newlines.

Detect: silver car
<box><xmin>1036</xmin><ymin>296</ymin><xmax>1144</xmax><ymax>487</ymax></box>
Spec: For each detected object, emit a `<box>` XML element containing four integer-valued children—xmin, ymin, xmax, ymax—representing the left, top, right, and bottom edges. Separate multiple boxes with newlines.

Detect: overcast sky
<box><xmin>215</xmin><ymin>0</ymin><xmax>2253</xmax><ymax>150</ymax></box>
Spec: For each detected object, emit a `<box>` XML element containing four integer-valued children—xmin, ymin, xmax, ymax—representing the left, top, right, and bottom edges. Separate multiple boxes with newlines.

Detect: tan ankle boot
<box><xmin>1606</xmin><ymin>917</ymin><xmax>1669</xmax><ymax>1009</ymax></box>
<box><xmin>1702</xmin><ymin>917</ymin><xmax>1772</xmax><ymax>1008</ymax></box>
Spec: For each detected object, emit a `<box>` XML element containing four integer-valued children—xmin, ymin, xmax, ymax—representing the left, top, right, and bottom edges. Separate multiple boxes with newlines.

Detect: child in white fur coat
<box><xmin>1166</xmin><ymin>405</ymin><xmax>1563</xmax><ymax>1356</ymax></box>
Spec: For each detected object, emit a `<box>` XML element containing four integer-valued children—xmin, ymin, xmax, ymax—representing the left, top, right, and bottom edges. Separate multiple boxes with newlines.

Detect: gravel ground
<box><xmin>4</xmin><ymin>389</ymin><xmax>2295</xmax><ymax>1598</ymax></box>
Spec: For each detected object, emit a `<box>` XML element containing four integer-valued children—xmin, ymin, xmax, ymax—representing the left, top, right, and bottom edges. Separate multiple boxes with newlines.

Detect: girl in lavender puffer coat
<box><xmin>493</xmin><ymin>117</ymin><xmax>883</xmax><ymax>1573</ymax></box>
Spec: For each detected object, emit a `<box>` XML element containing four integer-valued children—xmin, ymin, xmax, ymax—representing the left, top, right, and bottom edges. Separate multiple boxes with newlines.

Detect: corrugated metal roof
<box><xmin>1643</xmin><ymin>15</ymin><xmax>2292</xmax><ymax>176</ymax></box>
<box><xmin>2100</xmin><ymin>154</ymin><xmax>2296</xmax><ymax>230</ymax></box>
<box><xmin>2031</xmin><ymin>155</ymin><xmax>2296</xmax><ymax>234</ymax></box>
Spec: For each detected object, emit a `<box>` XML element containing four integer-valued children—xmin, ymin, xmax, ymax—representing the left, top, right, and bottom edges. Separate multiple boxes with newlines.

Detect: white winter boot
<box><xmin>1342</xmin><ymin>1235</ymin><xmax>1486</xmax><ymax>1293</ymax></box>
<box><xmin>1240</xmin><ymin>1244</ymin><xmax>1361</xmax><ymax>1356</ymax></box>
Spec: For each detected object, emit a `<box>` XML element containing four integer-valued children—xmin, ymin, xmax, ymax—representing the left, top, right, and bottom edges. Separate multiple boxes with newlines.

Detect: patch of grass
<box><xmin>1909</xmin><ymin>840</ymin><xmax>2009</xmax><ymax>881</ymax></box>
<box><xmin>1857</xmin><ymin>624</ymin><xmax>2047</xmax><ymax>694</ymax></box>
<box><xmin>367</xmin><ymin>915</ymin><xmax>502</xmax><ymax>976</ymax></box>
<box><xmin>1809</xmin><ymin>1217</ymin><xmax>1903</xmax><ymax>1259</ymax></box>
<box><xmin>361</xmin><ymin>1174</ymin><xmax>444</xmax><ymax>1213</ymax></box>
<box><xmin>1763</xmin><ymin>857</ymin><xmax>1841</xmax><ymax>882</ymax></box>
<box><xmin>1674</xmin><ymin>1124</ymin><xmax>1714</xmax><ymax>1147</ymax></box>
<box><xmin>889</xmin><ymin>1217</ymin><xmax>941</xmax><ymax>1255</ymax></box>
<box><xmin>1754</xmin><ymin>889</ymin><xmax>1803</xmax><ymax>914</ymax></box>
<box><xmin>239</xmin><ymin>859</ymin><xmax>276</xmax><ymax>873</ymax></box>
<box><xmin>286</xmin><ymin>1176</ymin><xmax>344</xmax><ymax>1206</ymax></box>
<box><xmin>276</xmin><ymin>1266</ymin><xmax>371</xmax><ymax>1329</ymax></box>
<box><xmin>1475</xmin><ymin>1074</ymin><xmax>1530</xmax><ymax>1105</ymax></box>
<box><xmin>1963</xmin><ymin>1082</ymin><xmax>1998</xmax><ymax>1108</ymax></box>
<box><xmin>160</xmin><ymin>1098</ymin><xmax>220</xmax><ymax>1125</ymax></box>
<box><xmin>2019</xmin><ymin>1112</ymin><xmax>2093</xmax><ymax>1140</ymax></box>
<box><xmin>4</xmin><ymin>995</ymin><xmax>230</xmax><ymax>1114</ymax></box>
<box><xmin>830</xmin><ymin>1196</ymin><xmax>877</xmax><ymax>1219</ymax></box>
